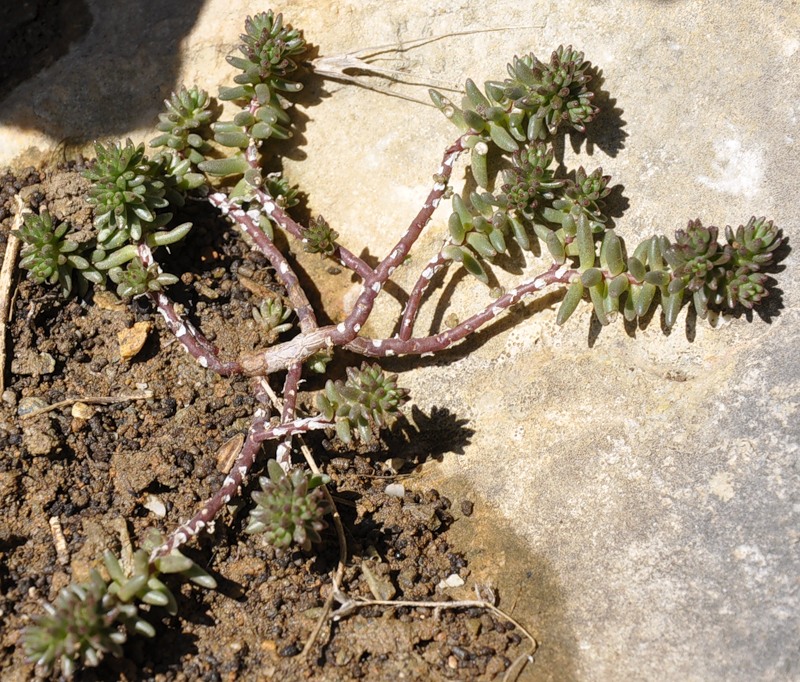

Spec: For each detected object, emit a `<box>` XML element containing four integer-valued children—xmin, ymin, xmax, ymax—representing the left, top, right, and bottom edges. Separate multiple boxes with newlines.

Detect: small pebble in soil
<box><xmin>385</xmin><ymin>482</ymin><xmax>405</xmax><ymax>497</ymax></box>
<box><xmin>452</xmin><ymin>645</ymin><xmax>472</xmax><ymax>661</ymax></box>
<box><xmin>440</xmin><ymin>573</ymin><xmax>465</xmax><ymax>589</ymax></box>
<box><xmin>118</xmin><ymin>321</ymin><xmax>152</xmax><ymax>360</ymax></box>
<box><xmin>18</xmin><ymin>396</ymin><xmax>47</xmax><ymax>417</ymax></box>
<box><xmin>279</xmin><ymin>643</ymin><xmax>301</xmax><ymax>657</ymax></box>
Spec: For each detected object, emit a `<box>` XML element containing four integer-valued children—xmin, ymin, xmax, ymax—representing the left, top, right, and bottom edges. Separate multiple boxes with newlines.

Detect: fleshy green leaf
<box><xmin>557</xmin><ymin>279</ymin><xmax>584</xmax><ymax>325</ymax></box>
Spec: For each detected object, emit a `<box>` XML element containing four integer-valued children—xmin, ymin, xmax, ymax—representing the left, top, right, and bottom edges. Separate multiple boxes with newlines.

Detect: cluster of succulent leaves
<box><xmin>191</xmin><ymin>11</ymin><xmax>306</xmax><ymax>181</ymax></box>
<box><xmin>149</xmin><ymin>85</ymin><xmax>215</xmax><ymax>165</ymax></box>
<box><xmin>16</xmin><ymin>210</ymin><xmax>92</xmax><ymax>296</ymax></box>
<box><xmin>429</xmin><ymin>45</ymin><xmax>597</xmax><ymax>191</ymax></box>
<box><xmin>17</xmin><ymin>10</ymin><xmax>306</xmax><ymax>300</ymax></box>
<box><xmin>14</xmin><ymin>140</ymin><xmax>193</xmax><ymax>299</ymax></box>
<box><xmin>547</xmin><ymin>216</ymin><xmax>779</xmax><ymax>328</ymax></box>
<box><xmin>246</xmin><ymin>459</ymin><xmax>332</xmax><ymax>551</ymax></box>
<box><xmin>23</xmin><ymin>535</ymin><xmax>215</xmax><ymax>678</ymax></box>
<box><xmin>252</xmin><ymin>294</ymin><xmax>294</xmax><ymax>342</ymax></box>
<box><xmin>669</xmin><ymin>217</ymin><xmax>783</xmax><ymax>312</ymax></box>
<box><xmin>430</xmin><ymin>49</ymin><xmax>784</xmax><ymax>326</ymax></box>
<box><xmin>146</xmin><ymin>11</ymin><xmax>306</xmax><ymax>239</ymax></box>
<box><xmin>316</xmin><ymin>363</ymin><xmax>410</xmax><ymax>444</ymax></box>
<box><xmin>303</xmin><ymin>215</ymin><xmax>339</xmax><ymax>256</ymax></box>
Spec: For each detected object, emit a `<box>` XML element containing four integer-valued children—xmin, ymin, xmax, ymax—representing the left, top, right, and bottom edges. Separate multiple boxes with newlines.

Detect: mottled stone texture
<box><xmin>1</xmin><ymin>1</ymin><xmax>797</xmax><ymax>679</ymax></box>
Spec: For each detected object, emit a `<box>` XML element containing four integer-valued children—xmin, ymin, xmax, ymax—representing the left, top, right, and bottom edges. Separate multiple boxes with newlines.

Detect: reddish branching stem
<box><xmin>149</xmin><ymin>129</ymin><xmax>574</xmax><ymax>565</ymax></box>
<box><xmin>148</xmin><ymin>291</ymin><xmax>243</xmax><ymax>375</ymax></box>
<box><xmin>150</xmin><ymin>414</ymin><xmax>266</xmax><ymax>561</ymax></box>
<box><xmin>208</xmin><ymin>192</ymin><xmax>318</xmax><ymax>333</ymax></box>
<box><xmin>236</xmin><ymin>136</ymin><xmax>468</xmax><ymax>374</ymax></box>
<box><xmin>254</xmin><ymin>188</ymin><xmax>373</xmax><ymax>280</ymax></box>
<box><xmin>344</xmin><ymin>138</ymin><xmax>466</xmax><ymax>333</ymax></box>
<box><xmin>399</xmin><ymin>250</ymin><xmax>452</xmax><ymax>340</ymax></box>
<box><xmin>137</xmin><ymin>244</ymin><xmax>242</xmax><ymax>376</ymax></box>
<box><xmin>347</xmin><ymin>263</ymin><xmax>574</xmax><ymax>357</ymax></box>
<box><xmin>150</xmin><ymin>410</ymin><xmax>334</xmax><ymax>561</ymax></box>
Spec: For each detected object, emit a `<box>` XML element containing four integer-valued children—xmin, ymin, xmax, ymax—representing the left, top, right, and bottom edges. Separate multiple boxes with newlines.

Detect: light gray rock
<box><xmin>1</xmin><ymin>1</ymin><xmax>797</xmax><ymax>679</ymax></box>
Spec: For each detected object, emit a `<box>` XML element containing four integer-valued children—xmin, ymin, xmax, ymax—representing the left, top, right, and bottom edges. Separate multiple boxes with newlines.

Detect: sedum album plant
<box><xmin>245</xmin><ymin>459</ymin><xmax>332</xmax><ymax>551</ymax></box>
<box><xmin>18</xmin><ymin>9</ymin><xmax>785</xmax><ymax>678</ymax></box>
<box><xmin>23</xmin><ymin>533</ymin><xmax>215</xmax><ymax>678</ymax></box>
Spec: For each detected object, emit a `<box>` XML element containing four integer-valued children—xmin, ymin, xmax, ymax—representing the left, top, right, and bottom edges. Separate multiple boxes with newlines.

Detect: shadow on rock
<box><xmin>448</xmin><ymin>504</ymin><xmax>581</xmax><ymax>681</ymax></box>
<box><xmin>0</xmin><ymin>1</ymin><xmax>206</xmax><ymax>150</ymax></box>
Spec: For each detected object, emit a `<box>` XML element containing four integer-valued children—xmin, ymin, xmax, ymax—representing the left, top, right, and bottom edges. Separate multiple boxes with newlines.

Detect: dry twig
<box><xmin>19</xmin><ymin>391</ymin><xmax>154</xmax><ymax>420</ymax></box>
<box><xmin>330</xmin><ymin>587</ymin><xmax>538</xmax><ymax>678</ymax></box>
<box><xmin>0</xmin><ymin>196</ymin><xmax>27</xmax><ymax>392</ymax></box>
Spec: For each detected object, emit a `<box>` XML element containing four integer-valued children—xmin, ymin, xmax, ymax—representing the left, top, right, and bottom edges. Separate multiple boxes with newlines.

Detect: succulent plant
<box><xmin>246</xmin><ymin>459</ymin><xmax>331</xmax><ymax>551</ymax></box>
<box><xmin>500</xmin><ymin>141</ymin><xmax>563</xmax><ymax>219</ymax></box>
<box><xmin>157</xmin><ymin>149</ymin><xmax>208</xmax><ymax>196</ymax></box>
<box><xmin>302</xmin><ymin>215</ymin><xmax>339</xmax><ymax>256</ymax></box>
<box><xmin>432</xmin><ymin>56</ymin><xmax>786</xmax><ymax>328</ymax></box>
<box><xmin>726</xmin><ymin>216</ymin><xmax>782</xmax><ymax>271</ymax></box>
<box><xmin>724</xmin><ymin>268</ymin><xmax>771</xmax><ymax>309</ymax></box>
<box><xmin>231</xmin><ymin>11</ymin><xmax>306</xmax><ymax>86</ymax></box>
<box><xmin>565</xmin><ymin>166</ymin><xmax>612</xmax><ymax>214</ymax></box>
<box><xmin>144</xmin><ymin>531</ymin><xmax>218</xmax><ymax>590</ymax></box>
<box><xmin>23</xmin><ymin>539</ymin><xmax>215</xmax><ymax>678</ymax></box>
<box><xmin>83</xmin><ymin>140</ymin><xmax>171</xmax><ymax>243</ymax></box>
<box><xmin>428</xmin><ymin>45</ymin><xmax>593</xmax><ymax>191</ymax></box>
<box><xmin>428</xmin><ymin>47</ymin><xmax>608</xmax><ymax>278</ymax></box>
<box><xmin>150</xmin><ymin>86</ymin><xmax>215</xmax><ymax>165</ymax></box>
<box><xmin>105</xmin><ymin>539</ymin><xmax>216</xmax><ymax>609</ymax></box>
<box><xmin>316</xmin><ymin>363</ymin><xmax>410</xmax><ymax>444</ymax></box>
<box><xmin>15</xmin><ymin>210</ymin><xmax>93</xmax><ymax>296</ymax></box>
<box><xmin>19</xmin><ymin>9</ymin><xmax>788</xmax><ymax>679</ymax></box>
<box><xmin>252</xmin><ymin>295</ymin><xmax>293</xmax><ymax>341</ymax></box>
<box><xmin>196</xmin><ymin>11</ymin><xmax>307</xmax><ymax>186</ymax></box>
<box><xmin>720</xmin><ymin>217</ymin><xmax>783</xmax><ymax>310</ymax></box>
<box><xmin>23</xmin><ymin>570</ymin><xmax>138</xmax><ymax>678</ymax></box>
<box><xmin>664</xmin><ymin>220</ymin><xmax>730</xmax><ymax>292</ymax></box>
<box><xmin>503</xmin><ymin>45</ymin><xmax>598</xmax><ymax>138</ymax></box>
<box><xmin>654</xmin><ymin>217</ymin><xmax>784</xmax><ymax>317</ymax></box>
<box><xmin>540</xmin><ymin>165</ymin><xmax>611</xmax><ymax>237</ymax></box>
<box><xmin>18</xmin><ymin>146</ymin><xmax>194</xmax><ymax>300</ymax></box>
<box><xmin>264</xmin><ymin>172</ymin><xmax>300</xmax><ymax>208</ymax></box>
<box><xmin>108</xmin><ymin>260</ymin><xmax>179</xmax><ymax>298</ymax></box>
<box><xmin>205</xmin><ymin>11</ymin><xmax>306</xmax><ymax>158</ymax></box>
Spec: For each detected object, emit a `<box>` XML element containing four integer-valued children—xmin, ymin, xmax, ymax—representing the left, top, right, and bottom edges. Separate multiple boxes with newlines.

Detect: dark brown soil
<box><xmin>0</xmin><ymin>165</ymin><xmax>528</xmax><ymax>681</ymax></box>
<box><xmin>0</xmin><ymin>1</ymin><xmax>92</xmax><ymax>99</ymax></box>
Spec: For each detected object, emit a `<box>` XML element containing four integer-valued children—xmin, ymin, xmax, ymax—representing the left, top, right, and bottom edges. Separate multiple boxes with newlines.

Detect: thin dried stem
<box><xmin>19</xmin><ymin>391</ymin><xmax>153</xmax><ymax>420</ymax></box>
<box><xmin>275</xmin><ymin>362</ymin><xmax>303</xmax><ymax>469</ymax></box>
<box><xmin>310</xmin><ymin>26</ymin><xmax>543</xmax><ymax>98</ymax></box>
<box><xmin>1</xmin><ymin>197</ymin><xmax>26</xmax><ymax>392</ymax></box>
<box><xmin>330</xmin><ymin>590</ymin><xmax>537</xmax><ymax>675</ymax></box>
<box><xmin>299</xmin><ymin>436</ymin><xmax>348</xmax><ymax>659</ymax></box>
